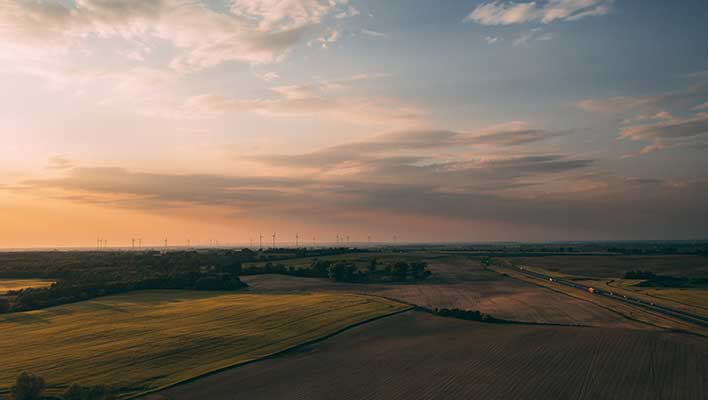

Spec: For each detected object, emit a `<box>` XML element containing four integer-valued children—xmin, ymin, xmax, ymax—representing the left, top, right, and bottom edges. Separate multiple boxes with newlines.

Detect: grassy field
<box><xmin>0</xmin><ymin>279</ymin><xmax>54</xmax><ymax>293</ymax></box>
<box><xmin>0</xmin><ymin>290</ymin><xmax>407</xmax><ymax>399</ymax></box>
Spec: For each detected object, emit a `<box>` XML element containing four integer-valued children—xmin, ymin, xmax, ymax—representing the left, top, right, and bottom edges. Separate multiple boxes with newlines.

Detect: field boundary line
<box><xmin>130</xmin><ymin>300</ymin><xmax>413</xmax><ymax>400</ymax></box>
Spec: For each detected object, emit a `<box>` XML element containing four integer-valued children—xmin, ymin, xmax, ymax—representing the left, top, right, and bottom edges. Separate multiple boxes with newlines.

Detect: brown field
<box><xmin>0</xmin><ymin>279</ymin><xmax>54</xmax><ymax>293</ymax></box>
<box><xmin>146</xmin><ymin>311</ymin><xmax>708</xmax><ymax>400</ymax></box>
<box><xmin>512</xmin><ymin>255</ymin><xmax>708</xmax><ymax>278</ymax></box>
<box><xmin>243</xmin><ymin>257</ymin><xmax>647</xmax><ymax>328</ymax></box>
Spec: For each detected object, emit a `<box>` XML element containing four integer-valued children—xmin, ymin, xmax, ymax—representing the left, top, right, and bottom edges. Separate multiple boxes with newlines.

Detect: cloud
<box><xmin>312</xmin><ymin>28</ymin><xmax>341</xmax><ymax>48</ymax></box>
<box><xmin>230</xmin><ymin>0</ymin><xmax>347</xmax><ymax>32</ymax></box>
<box><xmin>46</xmin><ymin>156</ymin><xmax>74</xmax><ymax>171</ymax></box>
<box><xmin>576</xmin><ymin>81</ymin><xmax>708</xmax><ymax>114</ymax></box>
<box><xmin>173</xmin><ymin>75</ymin><xmax>422</xmax><ymax>125</ymax></box>
<box><xmin>465</xmin><ymin>0</ymin><xmax>613</xmax><ymax>26</ymax></box>
<box><xmin>17</xmin><ymin>164</ymin><xmax>708</xmax><ymax>239</ymax></box>
<box><xmin>335</xmin><ymin>5</ymin><xmax>360</xmax><ymax>19</ymax></box>
<box><xmin>694</xmin><ymin>101</ymin><xmax>708</xmax><ymax>111</ymax></box>
<box><xmin>513</xmin><ymin>28</ymin><xmax>552</xmax><ymax>46</ymax></box>
<box><xmin>250</xmin><ymin>126</ymin><xmax>577</xmax><ymax>187</ymax></box>
<box><xmin>578</xmin><ymin>77</ymin><xmax>708</xmax><ymax>155</ymax></box>
<box><xmin>361</xmin><ymin>29</ymin><xmax>388</xmax><ymax>38</ymax></box>
<box><xmin>619</xmin><ymin>113</ymin><xmax>708</xmax><ymax>154</ymax></box>
<box><xmin>0</xmin><ymin>0</ymin><xmax>351</xmax><ymax>79</ymax></box>
<box><xmin>254</xmin><ymin>71</ymin><xmax>281</xmax><ymax>82</ymax></box>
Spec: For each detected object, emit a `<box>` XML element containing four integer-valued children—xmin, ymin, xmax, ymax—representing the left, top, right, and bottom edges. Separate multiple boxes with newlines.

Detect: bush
<box><xmin>10</xmin><ymin>372</ymin><xmax>45</xmax><ymax>400</ymax></box>
<box><xmin>63</xmin><ymin>384</ymin><xmax>115</xmax><ymax>400</ymax></box>
<box><xmin>624</xmin><ymin>270</ymin><xmax>656</xmax><ymax>279</ymax></box>
<box><xmin>0</xmin><ymin>297</ymin><xmax>11</xmax><ymax>313</ymax></box>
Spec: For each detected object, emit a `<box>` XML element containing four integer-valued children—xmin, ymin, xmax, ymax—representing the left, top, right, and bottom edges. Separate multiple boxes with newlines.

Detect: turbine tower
<box><xmin>272</xmin><ymin>232</ymin><xmax>276</xmax><ymax>249</ymax></box>
<box><xmin>259</xmin><ymin>233</ymin><xmax>263</xmax><ymax>249</ymax></box>
<box><xmin>296</xmin><ymin>233</ymin><xmax>299</xmax><ymax>248</ymax></box>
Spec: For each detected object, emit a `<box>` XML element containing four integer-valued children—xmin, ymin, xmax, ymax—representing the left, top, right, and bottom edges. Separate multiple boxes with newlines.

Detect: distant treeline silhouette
<box><xmin>242</xmin><ymin>259</ymin><xmax>432</xmax><ymax>283</ymax></box>
<box><xmin>9</xmin><ymin>371</ymin><xmax>113</xmax><ymax>400</ymax></box>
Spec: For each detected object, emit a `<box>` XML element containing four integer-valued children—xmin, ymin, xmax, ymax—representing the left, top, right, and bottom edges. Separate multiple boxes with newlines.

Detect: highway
<box><xmin>496</xmin><ymin>262</ymin><xmax>708</xmax><ymax>329</ymax></box>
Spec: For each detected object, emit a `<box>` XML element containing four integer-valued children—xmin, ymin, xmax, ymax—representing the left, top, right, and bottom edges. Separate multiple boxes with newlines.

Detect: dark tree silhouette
<box><xmin>10</xmin><ymin>372</ymin><xmax>45</xmax><ymax>400</ymax></box>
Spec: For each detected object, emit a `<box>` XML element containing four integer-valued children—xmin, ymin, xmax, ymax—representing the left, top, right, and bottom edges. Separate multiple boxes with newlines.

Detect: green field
<box><xmin>0</xmin><ymin>290</ymin><xmax>407</xmax><ymax>399</ymax></box>
<box><xmin>0</xmin><ymin>279</ymin><xmax>54</xmax><ymax>293</ymax></box>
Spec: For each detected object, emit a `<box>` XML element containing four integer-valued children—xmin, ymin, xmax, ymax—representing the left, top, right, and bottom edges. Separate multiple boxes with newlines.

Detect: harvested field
<box><xmin>512</xmin><ymin>255</ymin><xmax>708</xmax><ymax>278</ymax></box>
<box><xmin>0</xmin><ymin>279</ymin><xmax>53</xmax><ymax>293</ymax></box>
<box><xmin>242</xmin><ymin>257</ymin><xmax>647</xmax><ymax>328</ymax></box>
<box><xmin>147</xmin><ymin>311</ymin><xmax>708</xmax><ymax>400</ymax></box>
<box><xmin>0</xmin><ymin>290</ymin><xmax>406</xmax><ymax>399</ymax></box>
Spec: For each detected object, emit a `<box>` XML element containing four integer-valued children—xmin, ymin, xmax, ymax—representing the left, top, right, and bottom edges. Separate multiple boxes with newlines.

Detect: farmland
<box><xmin>147</xmin><ymin>310</ymin><xmax>708</xmax><ymax>400</ymax></box>
<box><xmin>243</xmin><ymin>257</ymin><xmax>647</xmax><ymax>328</ymax></box>
<box><xmin>0</xmin><ymin>290</ymin><xmax>407</xmax><ymax>399</ymax></box>
<box><xmin>0</xmin><ymin>279</ymin><xmax>53</xmax><ymax>293</ymax></box>
<box><xmin>511</xmin><ymin>255</ymin><xmax>708</xmax><ymax>278</ymax></box>
<box><xmin>2</xmin><ymin>248</ymin><xmax>707</xmax><ymax>400</ymax></box>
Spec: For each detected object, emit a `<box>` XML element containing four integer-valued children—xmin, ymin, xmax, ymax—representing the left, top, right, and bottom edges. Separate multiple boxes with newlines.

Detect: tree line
<box><xmin>242</xmin><ymin>259</ymin><xmax>432</xmax><ymax>283</ymax></box>
<box><xmin>8</xmin><ymin>372</ymin><xmax>113</xmax><ymax>400</ymax></box>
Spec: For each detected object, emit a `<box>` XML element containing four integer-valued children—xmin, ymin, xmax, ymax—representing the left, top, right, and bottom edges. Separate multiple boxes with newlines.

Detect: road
<box><xmin>495</xmin><ymin>262</ymin><xmax>708</xmax><ymax>329</ymax></box>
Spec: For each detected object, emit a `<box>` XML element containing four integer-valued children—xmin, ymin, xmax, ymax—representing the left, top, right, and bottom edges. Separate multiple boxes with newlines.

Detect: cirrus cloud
<box><xmin>465</xmin><ymin>0</ymin><xmax>613</xmax><ymax>26</ymax></box>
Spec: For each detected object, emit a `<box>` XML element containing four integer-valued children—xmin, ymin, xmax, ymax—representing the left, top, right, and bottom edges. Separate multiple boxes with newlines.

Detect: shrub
<box><xmin>63</xmin><ymin>384</ymin><xmax>115</xmax><ymax>400</ymax></box>
<box><xmin>0</xmin><ymin>297</ymin><xmax>11</xmax><ymax>313</ymax></box>
<box><xmin>10</xmin><ymin>372</ymin><xmax>45</xmax><ymax>400</ymax></box>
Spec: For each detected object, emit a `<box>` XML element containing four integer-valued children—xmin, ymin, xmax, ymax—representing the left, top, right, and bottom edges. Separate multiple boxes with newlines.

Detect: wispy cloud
<box><xmin>513</xmin><ymin>28</ymin><xmax>553</xmax><ymax>46</ymax></box>
<box><xmin>361</xmin><ymin>29</ymin><xmax>388</xmax><ymax>38</ymax></box>
<box><xmin>465</xmin><ymin>0</ymin><xmax>613</xmax><ymax>25</ymax></box>
<box><xmin>619</xmin><ymin>113</ymin><xmax>708</xmax><ymax>154</ymax></box>
<box><xmin>0</xmin><ymin>0</ymin><xmax>355</xmax><ymax>80</ymax></box>
<box><xmin>576</xmin><ymin>77</ymin><xmax>708</xmax><ymax>155</ymax></box>
<box><xmin>167</xmin><ymin>75</ymin><xmax>423</xmax><ymax>126</ymax></box>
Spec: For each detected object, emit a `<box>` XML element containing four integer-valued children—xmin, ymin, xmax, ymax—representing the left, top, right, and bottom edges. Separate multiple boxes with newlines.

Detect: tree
<box><xmin>0</xmin><ymin>297</ymin><xmax>11</xmax><ymax>313</ymax></box>
<box><xmin>64</xmin><ymin>384</ymin><xmax>116</xmax><ymax>400</ymax></box>
<box><xmin>391</xmin><ymin>262</ymin><xmax>409</xmax><ymax>281</ymax></box>
<box><xmin>10</xmin><ymin>372</ymin><xmax>45</xmax><ymax>400</ymax></box>
<box><xmin>366</xmin><ymin>259</ymin><xmax>378</xmax><ymax>279</ymax></box>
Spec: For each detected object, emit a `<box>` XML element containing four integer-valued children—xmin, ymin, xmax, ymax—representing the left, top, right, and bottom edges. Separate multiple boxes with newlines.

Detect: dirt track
<box><xmin>242</xmin><ymin>257</ymin><xmax>648</xmax><ymax>328</ymax></box>
<box><xmin>145</xmin><ymin>311</ymin><xmax>707</xmax><ymax>400</ymax></box>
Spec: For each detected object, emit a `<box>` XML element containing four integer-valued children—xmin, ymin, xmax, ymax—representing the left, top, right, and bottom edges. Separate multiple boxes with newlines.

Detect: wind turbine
<box><xmin>272</xmin><ymin>233</ymin><xmax>276</xmax><ymax>249</ymax></box>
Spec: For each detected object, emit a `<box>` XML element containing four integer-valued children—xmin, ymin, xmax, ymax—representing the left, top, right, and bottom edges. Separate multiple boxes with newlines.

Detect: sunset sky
<box><xmin>1</xmin><ymin>0</ymin><xmax>708</xmax><ymax>247</ymax></box>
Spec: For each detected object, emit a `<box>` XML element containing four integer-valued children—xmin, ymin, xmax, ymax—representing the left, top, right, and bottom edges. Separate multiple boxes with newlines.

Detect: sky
<box><xmin>1</xmin><ymin>0</ymin><xmax>707</xmax><ymax>247</ymax></box>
